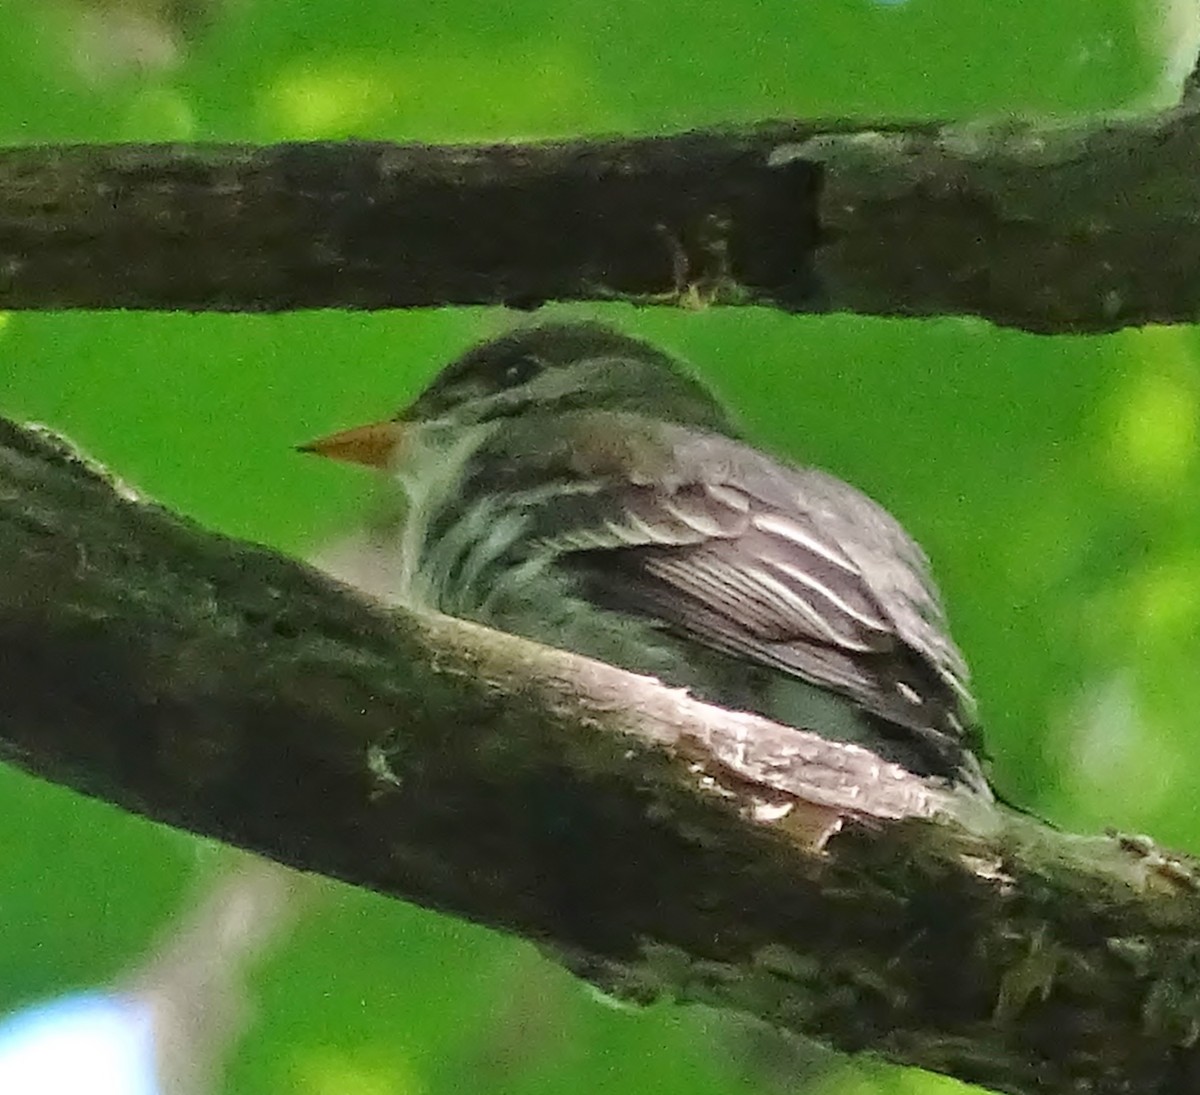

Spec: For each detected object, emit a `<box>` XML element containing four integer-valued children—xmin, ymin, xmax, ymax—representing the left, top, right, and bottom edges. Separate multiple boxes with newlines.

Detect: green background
<box><xmin>1</xmin><ymin>0</ymin><xmax>1198</xmax><ymax>1092</ymax></box>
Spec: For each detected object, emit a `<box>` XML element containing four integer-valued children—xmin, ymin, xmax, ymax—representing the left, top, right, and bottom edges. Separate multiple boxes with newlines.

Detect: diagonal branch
<box><xmin>3</xmin><ymin>415</ymin><xmax>1200</xmax><ymax>1094</ymax></box>
<box><xmin>2</xmin><ymin>94</ymin><xmax>1200</xmax><ymax>332</ymax></box>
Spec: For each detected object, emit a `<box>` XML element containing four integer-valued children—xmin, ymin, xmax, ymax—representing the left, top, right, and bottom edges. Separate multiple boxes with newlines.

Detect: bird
<box><xmin>299</xmin><ymin>320</ymin><xmax>991</xmax><ymax>797</ymax></box>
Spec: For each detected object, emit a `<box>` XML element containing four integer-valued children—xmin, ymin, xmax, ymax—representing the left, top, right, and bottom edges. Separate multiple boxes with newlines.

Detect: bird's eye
<box><xmin>501</xmin><ymin>355</ymin><xmax>543</xmax><ymax>387</ymax></box>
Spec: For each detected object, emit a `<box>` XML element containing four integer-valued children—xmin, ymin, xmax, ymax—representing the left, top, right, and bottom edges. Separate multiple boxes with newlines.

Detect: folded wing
<box><xmin>511</xmin><ymin>418</ymin><xmax>982</xmax><ymax>784</ymax></box>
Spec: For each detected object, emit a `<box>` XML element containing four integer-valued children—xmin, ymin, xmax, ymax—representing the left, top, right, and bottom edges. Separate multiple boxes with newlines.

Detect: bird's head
<box><xmin>298</xmin><ymin>321</ymin><xmax>732</xmax><ymax>468</ymax></box>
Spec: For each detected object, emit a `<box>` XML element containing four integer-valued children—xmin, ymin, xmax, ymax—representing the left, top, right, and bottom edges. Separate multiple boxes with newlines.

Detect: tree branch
<box><xmin>3</xmin><ymin>415</ymin><xmax>1200</xmax><ymax>1094</ymax></box>
<box><xmin>1</xmin><ymin>95</ymin><xmax>1200</xmax><ymax>332</ymax></box>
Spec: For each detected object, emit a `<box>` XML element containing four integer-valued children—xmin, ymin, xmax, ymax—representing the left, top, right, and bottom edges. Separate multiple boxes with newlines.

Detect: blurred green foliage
<box><xmin>0</xmin><ymin>0</ymin><xmax>1197</xmax><ymax>1092</ymax></box>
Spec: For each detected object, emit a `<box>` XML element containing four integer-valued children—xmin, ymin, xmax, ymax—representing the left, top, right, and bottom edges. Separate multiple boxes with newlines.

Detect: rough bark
<box><xmin>1</xmin><ymin>94</ymin><xmax>1200</xmax><ymax>331</ymax></box>
<box><xmin>3</xmin><ymin>415</ymin><xmax>1200</xmax><ymax>1095</ymax></box>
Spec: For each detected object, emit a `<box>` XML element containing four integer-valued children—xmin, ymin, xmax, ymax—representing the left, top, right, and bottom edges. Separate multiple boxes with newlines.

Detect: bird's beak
<box><xmin>296</xmin><ymin>420</ymin><xmax>408</xmax><ymax>469</ymax></box>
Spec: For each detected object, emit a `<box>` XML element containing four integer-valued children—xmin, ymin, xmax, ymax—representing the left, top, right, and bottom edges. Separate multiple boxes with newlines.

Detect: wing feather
<box><xmin>453</xmin><ymin>412</ymin><xmax>978</xmax><ymax>766</ymax></box>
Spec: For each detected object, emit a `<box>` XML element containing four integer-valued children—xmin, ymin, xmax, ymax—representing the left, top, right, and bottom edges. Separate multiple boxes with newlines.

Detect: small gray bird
<box><xmin>301</xmin><ymin>321</ymin><xmax>990</xmax><ymax>796</ymax></box>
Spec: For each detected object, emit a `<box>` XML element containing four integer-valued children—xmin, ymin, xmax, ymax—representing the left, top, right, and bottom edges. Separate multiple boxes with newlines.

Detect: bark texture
<box><xmin>1</xmin><ymin>97</ymin><xmax>1200</xmax><ymax>331</ymax></box>
<box><xmin>3</xmin><ymin>417</ymin><xmax>1200</xmax><ymax>1095</ymax></box>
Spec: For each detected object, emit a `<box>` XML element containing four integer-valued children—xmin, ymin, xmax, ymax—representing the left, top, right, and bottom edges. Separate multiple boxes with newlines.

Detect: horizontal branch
<box><xmin>3</xmin><ymin>416</ymin><xmax>1200</xmax><ymax>1095</ymax></box>
<box><xmin>1</xmin><ymin>98</ymin><xmax>1200</xmax><ymax>331</ymax></box>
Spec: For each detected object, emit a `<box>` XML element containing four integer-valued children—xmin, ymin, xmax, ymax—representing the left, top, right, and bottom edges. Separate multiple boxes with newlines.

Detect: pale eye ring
<box><xmin>502</xmin><ymin>356</ymin><xmax>543</xmax><ymax>386</ymax></box>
